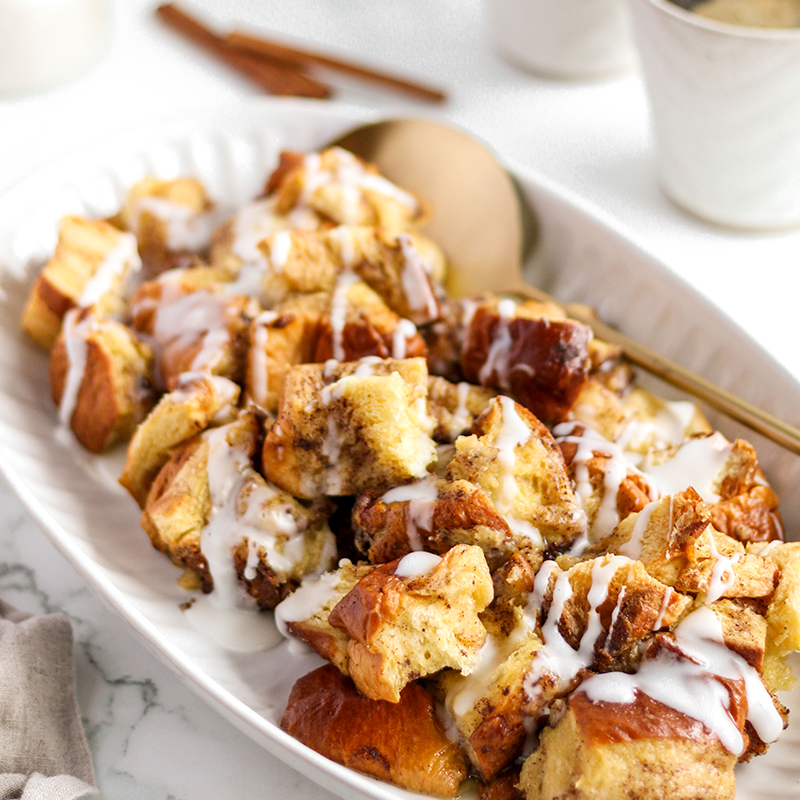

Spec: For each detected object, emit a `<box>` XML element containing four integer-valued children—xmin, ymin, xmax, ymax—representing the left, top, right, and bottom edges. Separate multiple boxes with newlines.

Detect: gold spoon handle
<box><xmin>515</xmin><ymin>284</ymin><xmax>800</xmax><ymax>456</ymax></box>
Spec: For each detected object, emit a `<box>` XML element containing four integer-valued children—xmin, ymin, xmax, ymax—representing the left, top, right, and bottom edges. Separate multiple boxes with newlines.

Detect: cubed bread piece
<box><xmin>22</xmin><ymin>216</ymin><xmax>141</xmax><ymax>349</ymax></box>
<box><xmin>447</xmin><ymin>396</ymin><xmax>586</xmax><ymax>549</ymax></box>
<box><xmin>255</xmin><ymin>225</ymin><xmax>443</xmax><ymax>323</ymax></box>
<box><xmin>478</xmin><ymin>767</ymin><xmax>524</xmax><ymax>800</ymax></box>
<box><xmin>353</xmin><ymin>477</ymin><xmax>539</xmax><ymax>570</ymax></box>
<box><xmin>262</xmin><ymin>357</ymin><xmax>437</xmax><ymax>499</ymax></box>
<box><xmin>266</xmin><ymin>147</ymin><xmax>431</xmax><ymax>233</ymax></box>
<box><xmin>245</xmin><ymin>285</ymin><xmax>426</xmax><ymax>412</ymax></box>
<box><xmin>460</xmin><ymin>297</ymin><xmax>591</xmax><ymax>425</ymax></box>
<box><xmin>130</xmin><ymin>275</ymin><xmax>255</xmax><ymax>389</ymax></box>
<box><xmin>281</xmin><ymin>664</ymin><xmax>467</xmax><ymax>797</ymax></box>
<box><xmin>595</xmin><ymin>491</ymin><xmax>779</xmax><ymax>602</ymax></box>
<box><xmin>555</xmin><ymin>421</ymin><xmax>658</xmax><ymax>544</ymax></box>
<box><xmin>427</xmin><ymin>376</ymin><xmax>496</xmax><ymax>443</ymax></box>
<box><xmin>519</xmin><ymin>690</ymin><xmax>739</xmax><ymax>800</ymax></box>
<box><xmin>116</xmin><ymin>176</ymin><xmax>216</xmax><ymax>274</ymax></box>
<box><xmin>328</xmin><ymin>544</ymin><xmax>493</xmax><ymax>703</ymax></box>
<box><xmin>436</xmin><ymin>617</ymin><xmax>543</xmax><ymax>781</ymax></box>
<box><xmin>50</xmin><ymin>308</ymin><xmax>155</xmax><ymax>453</ymax></box>
<box><xmin>567</xmin><ymin>379</ymin><xmax>629</xmax><ymax>443</ymax></box>
<box><xmin>142</xmin><ymin>412</ymin><xmax>336</xmax><ymax>607</ymax></box>
<box><xmin>750</xmin><ymin>541</ymin><xmax>800</xmax><ymax>691</ymax></box>
<box><xmin>422</xmin><ymin>297</ymin><xmax>473</xmax><ymax>383</ymax></box>
<box><xmin>618</xmin><ymin>386</ymin><xmax>712</xmax><ymax>455</ymax></box>
<box><xmin>119</xmin><ymin>373</ymin><xmax>240</xmax><ymax>507</ymax></box>
<box><xmin>274</xmin><ymin>560</ymin><xmax>374</xmax><ymax>674</ymax></box>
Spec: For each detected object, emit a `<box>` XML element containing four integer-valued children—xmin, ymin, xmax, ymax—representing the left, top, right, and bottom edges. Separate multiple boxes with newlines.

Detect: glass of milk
<box><xmin>0</xmin><ymin>0</ymin><xmax>111</xmax><ymax>95</ymax></box>
<box><xmin>628</xmin><ymin>0</ymin><xmax>800</xmax><ymax>229</ymax></box>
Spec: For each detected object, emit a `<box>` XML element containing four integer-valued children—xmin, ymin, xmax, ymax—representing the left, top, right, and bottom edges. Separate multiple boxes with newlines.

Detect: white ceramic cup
<box><xmin>485</xmin><ymin>0</ymin><xmax>636</xmax><ymax>79</ymax></box>
<box><xmin>0</xmin><ymin>0</ymin><xmax>110</xmax><ymax>95</ymax></box>
<box><xmin>628</xmin><ymin>0</ymin><xmax>800</xmax><ymax>230</ymax></box>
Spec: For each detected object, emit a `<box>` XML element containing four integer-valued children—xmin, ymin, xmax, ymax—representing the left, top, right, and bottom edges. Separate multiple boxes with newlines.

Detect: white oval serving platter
<box><xmin>0</xmin><ymin>98</ymin><xmax>798</xmax><ymax>800</ymax></box>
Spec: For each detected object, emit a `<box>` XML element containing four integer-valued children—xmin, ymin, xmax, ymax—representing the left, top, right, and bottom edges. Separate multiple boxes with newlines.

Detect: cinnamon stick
<box><xmin>155</xmin><ymin>4</ymin><xmax>331</xmax><ymax>99</ymax></box>
<box><xmin>225</xmin><ymin>30</ymin><xmax>447</xmax><ymax>103</ymax></box>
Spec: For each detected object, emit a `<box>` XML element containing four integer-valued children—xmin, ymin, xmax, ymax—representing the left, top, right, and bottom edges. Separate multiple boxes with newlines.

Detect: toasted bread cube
<box><xmin>50</xmin><ymin>308</ymin><xmax>155</xmax><ymax>453</ymax></box>
<box><xmin>274</xmin><ymin>560</ymin><xmax>375</xmax><ymax>674</ymax></box>
<box><xmin>750</xmin><ymin>541</ymin><xmax>800</xmax><ymax>691</ymax></box>
<box><xmin>328</xmin><ymin>544</ymin><xmax>493</xmax><ymax>703</ymax></box>
<box><xmin>266</xmin><ymin>148</ymin><xmax>430</xmax><ymax>233</ymax></box>
<box><xmin>22</xmin><ymin>216</ymin><xmax>141</xmax><ymax>349</ymax></box>
<box><xmin>117</xmin><ymin>177</ymin><xmax>216</xmax><ymax>274</ymax></box>
<box><xmin>142</xmin><ymin>412</ymin><xmax>336</xmax><ymax>607</ymax></box>
<box><xmin>555</xmin><ymin>422</ymin><xmax>658</xmax><ymax>543</ymax></box>
<box><xmin>519</xmin><ymin>690</ymin><xmax>738</xmax><ymax>800</ymax></box>
<box><xmin>598</xmin><ymin>491</ymin><xmax>779</xmax><ymax>601</ymax></box>
<box><xmin>353</xmin><ymin>477</ymin><xmax>539</xmax><ymax>570</ymax></box>
<box><xmin>262</xmin><ymin>358</ymin><xmax>437</xmax><ymax>499</ymax></box>
<box><xmin>119</xmin><ymin>373</ymin><xmax>240</xmax><ymax>507</ymax></box>
<box><xmin>281</xmin><ymin>664</ymin><xmax>467</xmax><ymax>797</ymax></box>
<box><xmin>447</xmin><ymin>396</ymin><xmax>586</xmax><ymax>549</ymax></box>
<box><xmin>245</xmin><ymin>285</ymin><xmax>427</xmax><ymax>413</ymax></box>
<box><xmin>460</xmin><ymin>297</ymin><xmax>591</xmax><ymax>424</ymax></box>
<box><xmin>436</xmin><ymin>619</ymin><xmax>543</xmax><ymax>781</ymax></box>
<box><xmin>256</xmin><ymin>225</ymin><xmax>443</xmax><ymax>323</ymax></box>
<box><xmin>130</xmin><ymin>275</ymin><xmax>255</xmax><ymax>389</ymax></box>
<box><xmin>427</xmin><ymin>376</ymin><xmax>496</xmax><ymax>443</ymax></box>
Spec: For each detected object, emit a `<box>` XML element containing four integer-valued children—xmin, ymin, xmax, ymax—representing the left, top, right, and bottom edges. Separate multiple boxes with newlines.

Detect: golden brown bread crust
<box><xmin>22</xmin><ymin>216</ymin><xmax>139</xmax><ymax>350</ymax></box>
<box><xmin>245</xmin><ymin>286</ymin><xmax>427</xmax><ymax>413</ymax></box>
<box><xmin>130</xmin><ymin>278</ymin><xmax>255</xmax><ymax>390</ymax></box>
<box><xmin>478</xmin><ymin>767</ymin><xmax>524</xmax><ymax>800</ymax></box>
<box><xmin>117</xmin><ymin>177</ymin><xmax>215</xmax><ymax>275</ymax></box>
<box><xmin>519</xmin><ymin>689</ymin><xmax>739</xmax><ymax>800</ymax></box>
<box><xmin>50</xmin><ymin>309</ymin><xmax>155</xmax><ymax>453</ymax></box>
<box><xmin>460</xmin><ymin>298</ymin><xmax>591</xmax><ymax>425</ymax></box>
<box><xmin>119</xmin><ymin>373</ymin><xmax>240</xmax><ymax>507</ymax></box>
<box><xmin>142</xmin><ymin>412</ymin><xmax>336</xmax><ymax>607</ymax></box>
<box><xmin>266</xmin><ymin>148</ymin><xmax>431</xmax><ymax>232</ymax></box>
<box><xmin>447</xmin><ymin>397</ymin><xmax>586</xmax><ymax>549</ymax></box>
<box><xmin>280</xmin><ymin>664</ymin><xmax>467</xmax><ymax>797</ymax></box>
<box><xmin>261</xmin><ymin>358</ymin><xmax>437</xmax><ymax>499</ymax></box>
<box><xmin>329</xmin><ymin>544</ymin><xmax>493</xmax><ymax>703</ymax></box>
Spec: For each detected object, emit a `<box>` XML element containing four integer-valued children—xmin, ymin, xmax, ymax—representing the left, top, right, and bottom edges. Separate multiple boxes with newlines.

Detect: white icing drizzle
<box><xmin>382</xmin><ymin>475</ymin><xmax>440</xmax><ymax>551</ymax></box>
<box><xmin>273</xmin><ymin>569</ymin><xmax>341</xmax><ymax>637</ymax></box>
<box><xmin>523</xmin><ymin>556</ymin><xmax>630</xmax><ymax>702</ymax></box>
<box><xmin>479</xmin><ymin>299</ymin><xmax>516</xmax><ymax>388</ymax></box>
<box><xmin>201</xmin><ymin>424</ymin><xmax>317</xmax><ymax>610</ymax></box>
<box><xmin>450</xmin><ymin>381</ymin><xmax>472</xmax><ymax>433</ymax></box>
<box><xmin>58</xmin><ymin>309</ymin><xmax>97</xmax><ymax>426</ymax></box>
<box><xmin>554</xmin><ymin>421</ymin><xmax>659</xmax><ymax>547</ymax></box>
<box><xmin>652</xmin><ymin>585</ymin><xmax>673</xmax><ymax>631</ymax></box>
<box><xmin>134</xmin><ymin>196</ymin><xmax>218</xmax><ymax>252</ymax></box>
<box><xmin>641</xmin><ymin>432</ymin><xmax>733</xmax><ymax>504</ymax></box>
<box><xmin>705</xmin><ymin>529</ymin><xmax>741</xmax><ymax>604</ymax></box>
<box><xmin>578</xmin><ymin>606</ymin><xmax>783</xmax><ymax>755</ymax></box>
<box><xmin>79</xmin><ymin>231</ymin><xmax>141</xmax><ymax>308</ymax></box>
<box><xmin>327</xmin><ymin>225</ymin><xmax>357</xmax><ymax>268</ymax></box>
<box><xmin>616</xmin><ymin>400</ymin><xmax>698</xmax><ymax>452</ymax></box>
<box><xmin>391</xmin><ymin>318</ymin><xmax>418</xmax><ymax>360</ymax></box>
<box><xmin>152</xmin><ymin>288</ymin><xmax>230</xmax><ymax>374</ymax></box>
<box><xmin>301</xmin><ymin>148</ymin><xmax>418</xmax><ymax>220</ymax></box>
<box><xmin>268</xmin><ymin>230</ymin><xmax>293</xmax><ymax>272</ymax></box>
<box><xmin>329</xmin><ymin>270</ymin><xmax>360</xmax><ymax>362</ymax></box>
<box><xmin>249</xmin><ymin>311</ymin><xmax>277</xmax><ymax>410</ymax></box>
<box><xmin>617</xmin><ymin>498</ymin><xmax>660</xmax><ymax>560</ymax></box>
<box><xmin>395</xmin><ymin>551</ymin><xmax>442</xmax><ymax>579</ymax></box>
<box><xmin>397</xmin><ymin>233</ymin><xmax>438</xmax><ymax>321</ymax></box>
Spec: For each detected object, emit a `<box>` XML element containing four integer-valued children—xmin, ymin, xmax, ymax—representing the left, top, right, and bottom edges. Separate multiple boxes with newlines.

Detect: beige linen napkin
<box><xmin>0</xmin><ymin>601</ymin><xmax>96</xmax><ymax>800</ymax></box>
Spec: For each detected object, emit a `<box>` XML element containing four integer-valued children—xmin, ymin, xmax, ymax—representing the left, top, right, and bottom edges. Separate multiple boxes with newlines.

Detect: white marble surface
<box><xmin>1</xmin><ymin>0</ymin><xmax>800</xmax><ymax>798</ymax></box>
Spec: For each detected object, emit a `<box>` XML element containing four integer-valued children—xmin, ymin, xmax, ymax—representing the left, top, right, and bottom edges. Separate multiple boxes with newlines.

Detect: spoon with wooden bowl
<box><xmin>332</xmin><ymin>117</ymin><xmax>800</xmax><ymax>456</ymax></box>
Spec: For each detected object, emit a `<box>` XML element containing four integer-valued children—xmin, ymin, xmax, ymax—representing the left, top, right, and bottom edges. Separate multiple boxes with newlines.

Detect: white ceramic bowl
<box><xmin>628</xmin><ymin>0</ymin><xmax>800</xmax><ymax>229</ymax></box>
<box><xmin>484</xmin><ymin>0</ymin><xmax>636</xmax><ymax>79</ymax></box>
